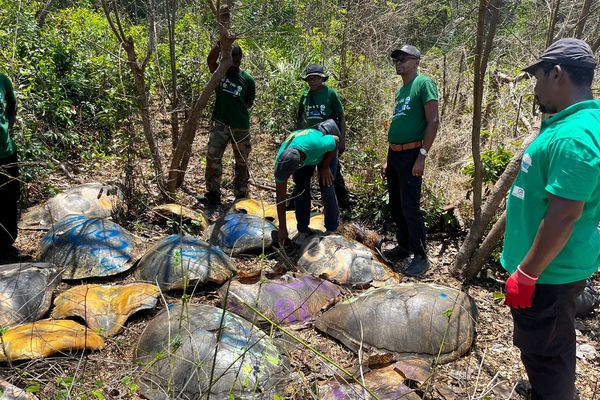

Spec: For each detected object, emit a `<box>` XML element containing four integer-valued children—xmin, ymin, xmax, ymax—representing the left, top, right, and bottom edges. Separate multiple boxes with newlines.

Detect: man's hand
<box><xmin>318</xmin><ymin>166</ymin><xmax>334</xmax><ymax>187</ymax></box>
<box><xmin>505</xmin><ymin>266</ymin><xmax>538</xmax><ymax>309</ymax></box>
<box><xmin>380</xmin><ymin>161</ymin><xmax>388</xmax><ymax>179</ymax></box>
<box><xmin>412</xmin><ymin>156</ymin><xmax>425</xmax><ymax>177</ymax></box>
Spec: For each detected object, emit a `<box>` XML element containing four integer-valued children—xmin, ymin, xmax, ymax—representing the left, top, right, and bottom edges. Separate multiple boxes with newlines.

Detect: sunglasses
<box><xmin>391</xmin><ymin>56</ymin><xmax>418</xmax><ymax>64</ymax></box>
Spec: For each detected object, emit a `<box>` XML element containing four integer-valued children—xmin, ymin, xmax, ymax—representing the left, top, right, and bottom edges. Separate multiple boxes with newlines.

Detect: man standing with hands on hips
<box><xmin>501</xmin><ymin>38</ymin><xmax>599</xmax><ymax>400</ymax></box>
<box><xmin>381</xmin><ymin>44</ymin><xmax>439</xmax><ymax>277</ymax></box>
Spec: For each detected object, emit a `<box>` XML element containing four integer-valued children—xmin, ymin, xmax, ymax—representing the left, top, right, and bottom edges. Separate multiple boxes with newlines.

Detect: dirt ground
<box><xmin>2</xmin><ymin>126</ymin><xmax>599</xmax><ymax>400</ymax></box>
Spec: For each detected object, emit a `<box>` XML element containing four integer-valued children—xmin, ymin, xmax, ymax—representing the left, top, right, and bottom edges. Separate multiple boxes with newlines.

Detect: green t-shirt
<box><xmin>211</xmin><ymin>70</ymin><xmax>256</xmax><ymax>130</ymax></box>
<box><xmin>501</xmin><ymin>100</ymin><xmax>600</xmax><ymax>284</ymax></box>
<box><xmin>298</xmin><ymin>86</ymin><xmax>344</xmax><ymax>128</ymax></box>
<box><xmin>0</xmin><ymin>73</ymin><xmax>16</xmax><ymax>158</ymax></box>
<box><xmin>274</xmin><ymin>129</ymin><xmax>336</xmax><ymax>183</ymax></box>
<box><xmin>387</xmin><ymin>74</ymin><xmax>437</xmax><ymax>144</ymax></box>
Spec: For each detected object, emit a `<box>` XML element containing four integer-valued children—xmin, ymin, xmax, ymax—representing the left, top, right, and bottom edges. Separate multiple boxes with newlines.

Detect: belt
<box><xmin>389</xmin><ymin>140</ymin><xmax>423</xmax><ymax>152</ymax></box>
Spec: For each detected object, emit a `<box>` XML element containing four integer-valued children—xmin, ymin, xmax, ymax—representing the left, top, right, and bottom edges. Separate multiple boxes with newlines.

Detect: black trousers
<box><xmin>334</xmin><ymin>159</ymin><xmax>350</xmax><ymax>210</ymax></box>
<box><xmin>0</xmin><ymin>152</ymin><xmax>20</xmax><ymax>249</ymax></box>
<box><xmin>511</xmin><ymin>280</ymin><xmax>586</xmax><ymax>400</ymax></box>
<box><xmin>386</xmin><ymin>148</ymin><xmax>426</xmax><ymax>255</ymax></box>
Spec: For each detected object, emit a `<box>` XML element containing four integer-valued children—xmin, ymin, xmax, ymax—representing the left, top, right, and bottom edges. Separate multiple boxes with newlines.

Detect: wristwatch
<box><xmin>419</xmin><ymin>147</ymin><xmax>428</xmax><ymax>157</ymax></box>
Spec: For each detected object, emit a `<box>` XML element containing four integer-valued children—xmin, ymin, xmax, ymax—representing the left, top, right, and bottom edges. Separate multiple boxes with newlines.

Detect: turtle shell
<box><xmin>205</xmin><ymin>213</ymin><xmax>277</xmax><ymax>255</ymax></box>
<box><xmin>40</xmin><ymin>215</ymin><xmax>138</xmax><ymax>279</ymax></box>
<box><xmin>0</xmin><ymin>263</ymin><xmax>62</xmax><ymax>327</ymax></box>
<box><xmin>221</xmin><ymin>272</ymin><xmax>341</xmax><ymax>325</ymax></box>
<box><xmin>229</xmin><ymin>198</ymin><xmax>278</xmax><ymax>222</ymax></box>
<box><xmin>19</xmin><ymin>182</ymin><xmax>122</xmax><ymax>230</ymax></box>
<box><xmin>315</xmin><ymin>283</ymin><xmax>478</xmax><ymax>364</ymax></box>
<box><xmin>136</xmin><ymin>234</ymin><xmax>235</xmax><ymax>291</ymax></box>
<box><xmin>134</xmin><ymin>303</ymin><xmax>287</xmax><ymax>399</ymax></box>
<box><xmin>297</xmin><ymin>234</ymin><xmax>396</xmax><ymax>285</ymax></box>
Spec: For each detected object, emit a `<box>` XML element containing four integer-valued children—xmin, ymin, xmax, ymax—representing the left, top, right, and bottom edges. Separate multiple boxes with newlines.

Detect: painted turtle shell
<box><xmin>205</xmin><ymin>213</ymin><xmax>277</xmax><ymax>255</ymax></box>
<box><xmin>136</xmin><ymin>234</ymin><xmax>235</xmax><ymax>291</ymax></box>
<box><xmin>52</xmin><ymin>283</ymin><xmax>160</xmax><ymax>337</ymax></box>
<box><xmin>19</xmin><ymin>183</ymin><xmax>122</xmax><ymax>230</ymax></box>
<box><xmin>221</xmin><ymin>272</ymin><xmax>341</xmax><ymax>325</ymax></box>
<box><xmin>134</xmin><ymin>303</ymin><xmax>287</xmax><ymax>399</ymax></box>
<box><xmin>40</xmin><ymin>215</ymin><xmax>138</xmax><ymax>279</ymax></box>
<box><xmin>298</xmin><ymin>234</ymin><xmax>396</xmax><ymax>286</ymax></box>
<box><xmin>153</xmin><ymin>203</ymin><xmax>208</xmax><ymax>230</ymax></box>
<box><xmin>0</xmin><ymin>263</ymin><xmax>62</xmax><ymax>327</ymax></box>
<box><xmin>315</xmin><ymin>283</ymin><xmax>477</xmax><ymax>364</ymax></box>
<box><xmin>0</xmin><ymin>319</ymin><xmax>104</xmax><ymax>361</ymax></box>
<box><xmin>229</xmin><ymin>198</ymin><xmax>278</xmax><ymax>222</ymax></box>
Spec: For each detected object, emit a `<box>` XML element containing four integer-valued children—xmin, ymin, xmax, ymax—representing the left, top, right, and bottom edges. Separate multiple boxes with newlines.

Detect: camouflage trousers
<box><xmin>205</xmin><ymin>121</ymin><xmax>251</xmax><ymax>197</ymax></box>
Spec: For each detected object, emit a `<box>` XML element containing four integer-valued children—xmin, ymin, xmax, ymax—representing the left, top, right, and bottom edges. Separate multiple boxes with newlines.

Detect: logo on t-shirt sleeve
<box><xmin>521</xmin><ymin>153</ymin><xmax>532</xmax><ymax>173</ymax></box>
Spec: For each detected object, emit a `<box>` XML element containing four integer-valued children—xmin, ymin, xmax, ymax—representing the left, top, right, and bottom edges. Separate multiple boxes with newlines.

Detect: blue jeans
<box><xmin>292</xmin><ymin>157</ymin><xmax>339</xmax><ymax>232</ymax></box>
<box><xmin>386</xmin><ymin>148</ymin><xmax>426</xmax><ymax>255</ymax></box>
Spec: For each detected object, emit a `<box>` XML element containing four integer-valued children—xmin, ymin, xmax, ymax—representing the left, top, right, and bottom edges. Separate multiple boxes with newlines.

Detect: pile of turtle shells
<box><xmin>0</xmin><ymin>183</ymin><xmax>482</xmax><ymax>399</ymax></box>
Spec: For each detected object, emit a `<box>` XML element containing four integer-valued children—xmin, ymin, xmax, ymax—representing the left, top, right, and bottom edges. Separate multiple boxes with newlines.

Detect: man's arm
<box><xmin>318</xmin><ymin>136</ymin><xmax>339</xmax><ymax>187</ymax></box>
<box><xmin>207</xmin><ymin>42</ymin><xmax>220</xmax><ymax>73</ymax></box>
<box><xmin>5</xmin><ymin>76</ymin><xmax>17</xmax><ymax>132</ymax></box>
<box><xmin>519</xmin><ymin>194</ymin><xmax>585</xmax><ymax>276</ymax></box>
<box><xmin>275</xmin><ymin>181</ymin><xmax>289</xmax><ymax>243</ymax></box>
<box><xmin>412</xmin><ymin>100</ymin><xmax>439</xmax><ymax>177</ymax></box>
<box><xmin>337</xmin><ymin>113</ymin><xmax>346</xmax><ymax>155</ymax></box>
<box><xmin>245</xmin><ymin>77</ymin><xmax>256</xmax><ymax>109</ymax></box>
<box><xmin>296</xmin><ymin>97</ymin><xmax>305</xmax><ymax>130</ymax></box>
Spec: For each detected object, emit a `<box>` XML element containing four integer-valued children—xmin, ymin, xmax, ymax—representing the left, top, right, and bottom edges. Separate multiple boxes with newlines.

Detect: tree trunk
<box><xmin>546</xmin><ymin>0</ymin><xmax>561</xmax><ymax>47</ymax></box>
<box><xmin>464</xmin><ymin>211</ymin><xmax>506</xmax><ymax>279</ymax></box>
<box><xmin>451</xmin><ymin>125</ymin><xmax>538</xmax><ymax>279</ymax></box>
<box><xmin>167</xmin><ymin>0</ymin><xmax>180</xmax><ymax>150</ymax></box>
<box><xmin>471</xmin><ymin>0</ymin><xmax>500</xmax><ymax>223</ymax></box>
<box><xmin>574</xmin><ymin>0</ymin><xmax>594</xmax><ymax>38</ymax></box>
<box><xmin>166</xmin><ymin>1</ymin><xmax>235</xmax><ymax>193</ymax></box>
<box><xmin>36</xmin><ymin>0</ymin><xmax>55</xmax><ymax>27</ymax></box>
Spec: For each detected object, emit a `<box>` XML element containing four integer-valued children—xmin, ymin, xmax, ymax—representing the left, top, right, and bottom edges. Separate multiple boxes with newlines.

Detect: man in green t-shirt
<box><xmin>0</xmin><ymin>72</ymin><xmax>19</xmax><ymax>259</ymax></box>
<box><xmin>202</xmin><ymin>43</ymin><xmax>256</xmax><ymax>206</ymax></box>
<box><xmin>274</xmin><ymin>119</ymin><xmax>340</xmax><ymax>244</ymax></box>
<box><xmin>295</xmin><ymin>64</ymin><xmax>350</xmax><ymax>217</ymax></box>
<box><xmin>501</xmin><ymin>38</ymin><xmax>599</xmax><ymax>400</ymax></box>
<box><xmin>380</xmin><ymin>45</ymin><xmax>439</xmax><ymax>277</ymax></box>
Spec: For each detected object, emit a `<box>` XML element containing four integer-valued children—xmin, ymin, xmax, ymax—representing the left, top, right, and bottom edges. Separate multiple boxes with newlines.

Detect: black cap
<box><xmin>315</xmin><ymin>119</ymin><xmax>340</xmax><ymax>137</ymax></box>
<box><xmin>301</xmin><ymin>64</ymin><xmax>329</xmax><ymax>81</ymax></box>
<box><xmin>523</xmin><ymin>38</ymin><xmax>596</xmax><ymax>73</ymax></box>
<box><xmin>390</xmin><ymin>45</ymin><xmax>421</xmax><ymax>60</ymax></box>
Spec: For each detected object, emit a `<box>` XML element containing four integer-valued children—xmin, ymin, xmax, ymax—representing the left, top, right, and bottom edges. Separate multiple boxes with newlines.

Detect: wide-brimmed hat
<box><xmin>523</xmin><ymin>38</ymin><xmax>596</xmax><ymax>73</ymax></box>
<box><xmin>301</xmin><ymin>64</ymin><xmax>329</xmax><ymax>81</ymax></box>
<box><xmin>390</xmin><ymin>45</ymin><xmax>421</xmax><ymax>60</ymax></box>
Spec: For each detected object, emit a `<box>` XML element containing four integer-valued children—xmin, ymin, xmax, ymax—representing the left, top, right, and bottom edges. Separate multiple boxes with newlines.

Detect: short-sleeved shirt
<box><xmin>0</xmin><ymin>73</ymin><xmax>16</xmax><ymax>159</ymax></box>
<box><xmin>211</xmin><ymin>70</ymin><xmax>255</xmax><ymax>130</ymax></box>
<box><xmin>274</xmin><ymin>129</ymin><xmax>336</xmax><ymax>183</ymax></box>
<box><xmin>501</xmin><ymin>99</ymin><xmax>600</xmax><ymax>284</ymax></box>
<box><xmin>298</xmin><ymin>86</ymin><xmax>344</xmax><ymax>128</ymax></box>
<box><xmin>387</xmin><ymin>74</ymin><xmax>438</xmax><ymax>144</ymax></box>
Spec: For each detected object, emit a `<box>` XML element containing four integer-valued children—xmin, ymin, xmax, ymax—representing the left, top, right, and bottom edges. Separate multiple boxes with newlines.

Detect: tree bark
<box><xmin>574</xmin><ymin>0</ymin><xmax>594</xmax><ymax>38</ymax></box>
<box><xmin>167</xmin><ymin>0</ymin><xmax>180</xmax><ymax>150</ymax></box>
<box><xmin>471</xmin><ymin>0</ymin><xmax>500</xmax><ymax>223</ymax></box>
<box><xmin>546</xmin><ymin>0</ymin><xmax>561</xmax><ymax>47</ymax></box>
<box><xmin>36</xmin><ymin>0</ymin><xmax>55</xmax><ymax>28</ymax></box>
<box><xmin>464</xmin><ymin>211</ymin><xmax>506</xmax><ymax>279</ymax></box>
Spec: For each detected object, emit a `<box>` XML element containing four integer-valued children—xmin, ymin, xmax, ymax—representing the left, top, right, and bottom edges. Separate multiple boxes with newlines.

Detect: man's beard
<box><xmin>536</xmin><ymin>97</ymin><xmax>556</xmax><ymax>114</ymax></box>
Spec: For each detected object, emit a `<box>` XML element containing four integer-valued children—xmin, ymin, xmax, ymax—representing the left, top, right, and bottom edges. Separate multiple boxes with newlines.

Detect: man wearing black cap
<box><xmin>295</xmin><ymin>64</ymin><xmax>350</xmax><ymax>217</ymax></box>
<box><xmin>274</xmin><ymin>119</ymin><xmax>340</xmax><ymax>244</ymax></box>
<box><xmin>501</xmin><ymin>38</ymin><xmax>599</xmax><ymax>400</ymax></box>
<box><xmin>381</xmin><ymin>44</ymin><xmax>439</xmax><ymax>277</ymax></box>
<box><xmin>202</xmin><ymin>42</ymin><xmax>256</xmax><ymax>206</ymax></box>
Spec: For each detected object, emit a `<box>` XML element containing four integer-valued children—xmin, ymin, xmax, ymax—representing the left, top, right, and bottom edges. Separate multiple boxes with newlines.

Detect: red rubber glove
<box><xmin>505</xmin><ymin>266</ymin><xmax>538</xmax><ymax>309</ymax></box>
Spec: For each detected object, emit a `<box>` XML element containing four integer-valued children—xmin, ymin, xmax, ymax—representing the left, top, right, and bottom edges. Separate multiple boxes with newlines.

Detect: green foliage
<box><xmin>462</xmin><ymin>146</ymin><xmax>513</xmax><ymax>184</ymax></box>
<box><xmin>422</xmin><ymin>185</ymin><xmax>460</xmax><ymax>233</ymax></box>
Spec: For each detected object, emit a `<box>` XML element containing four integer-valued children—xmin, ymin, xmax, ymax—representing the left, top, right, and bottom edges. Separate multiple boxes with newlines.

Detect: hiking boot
<box><xmin>294</xmin><ymin>229</ymin><xmax>317</xmax><ymax>247</ymax></box>
<box><xmin>198</xmin><ymin>191</ymin><xmax>221</xmax><ymax>206</ymax></box>
<box><xmin>515</xmin><ymin>380</ymin><xmax>580</xmax><ymax>400</ymax></box>
<box><xmin>404</xmin><ymin>254</ymin><xmax>429</xmax><ymax>277</ymax></box>
<box><xmin>235</xmin><ymin>192</ymin><xmax>248</xmax><ymax>200</ymax></box>
<box><xmin>383</xmin><ymin>245</ymin><xmax>411</xmax><ymax>261</ymax></box>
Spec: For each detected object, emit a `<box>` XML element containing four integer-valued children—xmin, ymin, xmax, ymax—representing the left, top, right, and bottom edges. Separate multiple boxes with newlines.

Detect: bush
<box><xmin>462</xmin><ymin>145</ymin><xmax>513</xmax><ymax>185</ymax></box>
